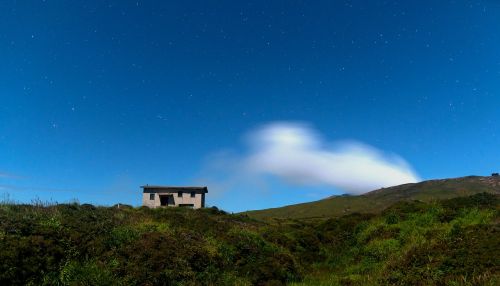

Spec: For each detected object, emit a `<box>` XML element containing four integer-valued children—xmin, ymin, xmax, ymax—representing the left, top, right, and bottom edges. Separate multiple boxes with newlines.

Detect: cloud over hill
<box><xmin>200</xmin><ymin>122</ymin><xmax>420</xmax><ymax>195</ymax></box>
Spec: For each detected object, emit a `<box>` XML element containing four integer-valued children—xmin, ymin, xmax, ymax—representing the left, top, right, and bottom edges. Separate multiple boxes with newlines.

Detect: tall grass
<box><xmin>0</xmin><ymin>193</ymin><xmax>498</xmax><ymax>285</ymax></box>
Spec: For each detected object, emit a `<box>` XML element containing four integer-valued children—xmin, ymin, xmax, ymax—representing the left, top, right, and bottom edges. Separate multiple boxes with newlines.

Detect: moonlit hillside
<box><xmin>1</xmin><ymin>1</ymin><xmax>499</xmax><ymax>285</ymax></box>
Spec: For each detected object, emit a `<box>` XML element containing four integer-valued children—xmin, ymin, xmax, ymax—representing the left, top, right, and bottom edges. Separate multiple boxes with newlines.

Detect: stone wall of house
<box><xmin>173</xmin><ymin>192</ymin><xmax>204</xmax><ymax>208</ymax></box>
<box><xmin>142</xmin><ymin>191</ymin><xmax>205</xmax><ymax>209</ymax></box>
<box><xmin>142</xmin><ymin>192</ymin><xmax>157</xmax><ymax>208</ymax></box>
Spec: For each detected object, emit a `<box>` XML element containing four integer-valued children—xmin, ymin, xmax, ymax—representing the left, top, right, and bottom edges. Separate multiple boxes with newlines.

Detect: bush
<box><xmin>0</xmin><ymin>194</ymin><xmax>497</xmax><ymax>285</ymax></box>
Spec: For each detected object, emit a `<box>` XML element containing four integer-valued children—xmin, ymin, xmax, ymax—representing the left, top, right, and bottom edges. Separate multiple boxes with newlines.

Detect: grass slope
<box><xmin>291</xmin><ymin>193</ymin><xmax>500</xmax><ymax>285</ymax></box>
<box><xmin>0</xmin><ymin>193</ymin><xmax>498</xmax><ymax>285</ymax></box>
<box><xmin>245</xmin><ymin>176</ymin><xmax>500</xmax><ymax>219</ymax></box>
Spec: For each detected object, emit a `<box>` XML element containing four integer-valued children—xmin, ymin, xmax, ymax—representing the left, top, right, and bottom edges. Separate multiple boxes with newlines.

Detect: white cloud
<box><xmin>200</xmin><ymin>122</ymin><xmax>420</xmax><ymax>195</ymax></box>
<box><xmin>0</xmin><ymin>171</ymin><xmax>23</xmax><ymax>180</ymax></box>
<box><xmin>243</xmin><ymin>122</ymin><xmax>420</xmax><ymax>194</ymax></box>
<box><xmin>0</xmin><ymin>172</ymin><xmax>15</xmax><ymax>179</ymax></box>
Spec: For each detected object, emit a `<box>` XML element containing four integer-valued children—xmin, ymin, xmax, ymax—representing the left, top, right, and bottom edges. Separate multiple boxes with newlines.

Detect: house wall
<box><xmin>142</xmin><ymin>192</ymin><xmax>157</xmax><ymax>208</ymax></box>
<box><xmin>142</xmin><ymin>191</ymin><xmax>205</xmax><ymax>209</ymax></box>
<box><xmin>174</xmin><ymin>192</ymin><xmax>204</xmax><ymax>208</ymax></box>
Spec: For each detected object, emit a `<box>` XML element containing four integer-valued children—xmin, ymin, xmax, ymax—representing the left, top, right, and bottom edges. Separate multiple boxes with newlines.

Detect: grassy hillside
<box><xmin>245</xmin><ymin>176</ymin><xmax>500</xmax><ymax>220</ymax></box>
<box><xmin>0</xmin><ymin>203</ymin><xmax>303</xmax><ymax>285</ymax></box>
<box><xmin>292</xmin><ymin>193</ymin><xmax>500</xmax><ymax>285</ymax></box>
<box><xmin>0</xmin><ymin>192</ymin><xmax>499</xmax><ymax>285</ymax></box>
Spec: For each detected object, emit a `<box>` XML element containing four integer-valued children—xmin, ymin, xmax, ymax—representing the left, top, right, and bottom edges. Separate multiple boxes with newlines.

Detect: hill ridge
<box><xmin>245</xmin><ymin>175</ymin><xmax>500</xmax><ymax>219</ymax></box>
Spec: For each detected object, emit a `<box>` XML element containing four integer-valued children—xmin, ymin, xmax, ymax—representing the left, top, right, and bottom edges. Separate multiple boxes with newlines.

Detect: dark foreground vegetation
<box><xmin>0</xmin><ymin>193</ymin><xmax>498</xmax><ymax>285</ymax></box>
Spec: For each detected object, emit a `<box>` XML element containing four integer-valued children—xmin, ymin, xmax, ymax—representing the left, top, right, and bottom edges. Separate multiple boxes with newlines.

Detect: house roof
<box><xmin>141</xmin><ymin>185</ymin><xmax>208</xmax><ymax>193</ymax></box>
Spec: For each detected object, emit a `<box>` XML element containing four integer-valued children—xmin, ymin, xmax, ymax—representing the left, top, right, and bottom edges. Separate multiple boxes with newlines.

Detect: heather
<box><xmin>0</xmin><ymin>193</ymin><xmax>498</xmax><ymax>285</ymax></box>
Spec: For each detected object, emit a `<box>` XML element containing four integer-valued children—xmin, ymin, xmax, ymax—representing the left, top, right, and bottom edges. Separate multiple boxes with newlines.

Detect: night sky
<box><xmin>1</xmin><ymin>1</ymin><xmax>499</xmax><ymax>212</ymax></box>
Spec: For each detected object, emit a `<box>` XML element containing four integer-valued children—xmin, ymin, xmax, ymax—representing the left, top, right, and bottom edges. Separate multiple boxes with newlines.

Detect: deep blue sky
<box><xmin>1</xmin><ymin>1</ymin><xmax>499</xmax><ymax>211</ymax></box>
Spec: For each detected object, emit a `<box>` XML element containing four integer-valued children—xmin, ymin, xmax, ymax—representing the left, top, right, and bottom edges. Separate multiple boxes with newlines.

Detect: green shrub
<box><xmin>0</xmin><ymin>194</ymin><xmax>497</xmax><ymax>285</ymax></box>
<box><xmin>59</xmin><ymin>260</ymin><xmax>116</xmax><ymax>286</ymax></box>
<box><xmin>107</xmin><ymin>226</ymin><xmax>140</xmax><ymax>248</ymax></box>
<box><xmin>363</xmin><ymin>238</ymin><xmax>400</xmax><ymax>261</ymax></box>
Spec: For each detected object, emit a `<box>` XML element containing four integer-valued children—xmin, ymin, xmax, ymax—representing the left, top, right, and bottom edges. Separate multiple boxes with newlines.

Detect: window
<box><xmin>149</xmin><ymin>193</ymin><xmax>155</xmax><ymax>200</ymax></box>
<box><xmin>177</xmin><ymin>192</ymin><xmax>182</xmax><ymax>197</ymax></box>
<box><xmin>179</xmin><ymin>204</ymin><xmax>194</xmax><ymax>208</ymax></box>
<box><xmin>190</xmin><ymin>192</ymin><xmax>195</xmax><ymax>198</ymax></box>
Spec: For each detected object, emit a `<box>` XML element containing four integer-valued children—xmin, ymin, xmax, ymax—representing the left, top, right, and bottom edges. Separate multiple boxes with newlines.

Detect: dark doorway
<box><xmin>159</xmin><ymin>195</ymin><xmax>173</xmax><ymax>206</ymax></box>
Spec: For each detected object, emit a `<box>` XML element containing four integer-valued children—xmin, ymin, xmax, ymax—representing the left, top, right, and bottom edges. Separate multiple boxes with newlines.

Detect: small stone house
<box><xmin>141</xmin><ymin>185</ymin><xmax>208</xmax><ymax>209</ymax></box>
